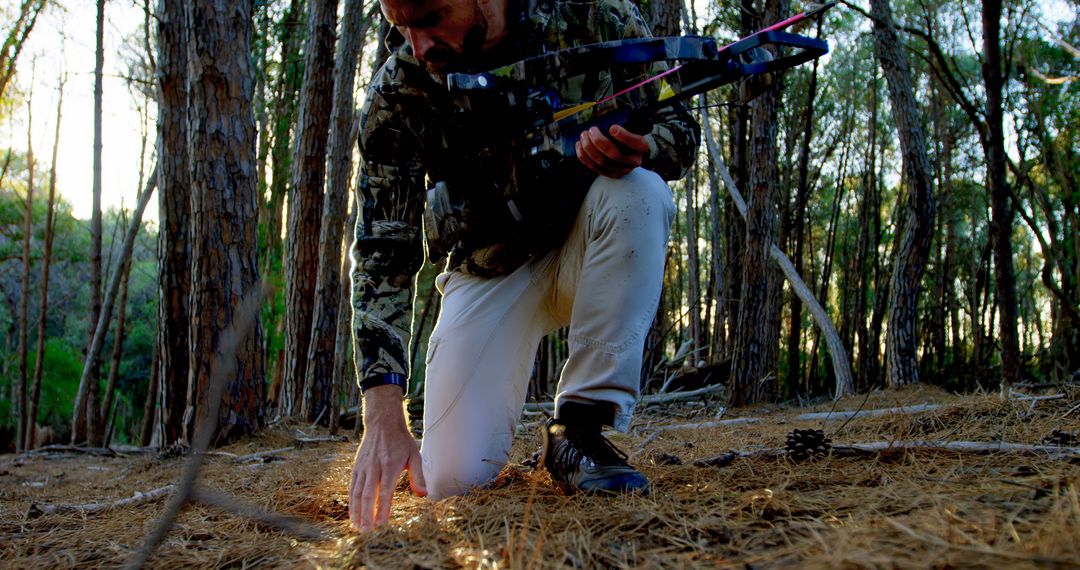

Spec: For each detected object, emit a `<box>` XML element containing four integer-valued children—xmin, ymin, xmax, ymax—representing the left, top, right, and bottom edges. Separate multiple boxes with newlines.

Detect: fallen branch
<box><xmin>27</xmin><ymin>485</ymin><xmax>175</xmax><ymax>518</ymax></box>
<box><xmin>1007</xmin><ymin>390</ymin><xmax>1065</xmax><ymax>402</ymax></box>
<box><xmin>792</xmin><ymin>403</ymin><xmax>942</xmax><ymax>422</ymax></box>
<box><xmin>833</xmin><ymin>440</ymin><xmax>1080</xmax><ymax>455</ymax></box>
<box><xmin>23</xmin><ymin>444</ymin><xmax>116</xmax><ymax>457</ymax></box>
<box><xmin>693</xmin><ymin>439</ymin><xmax>1080</xmax><ymax>467</ymax></box>
<box><xmin>190</xmin><ymin>485</ymin><xmax>327</xmax><ymax>540</ymax></box>
<box><xmin>201</xmin><ymin>447</ymin><xmax>297</xmax><ymax>464</ymax></box>
<box><xmin>296</xmin><ymin>435</ymin><xmax>349</xmax><ymax>445</ymax></box>
<box><xmin>522</xmin><ymin>383</ymin><xmax>726</xmax><ymax>413</ymax></box>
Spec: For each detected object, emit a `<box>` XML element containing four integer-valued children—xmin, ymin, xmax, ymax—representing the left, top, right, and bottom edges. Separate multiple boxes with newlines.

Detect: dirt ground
<box><xmin>2</xmin><ymin>385</ymin><xmax>1078</xmax><ymax>569</ymax></box>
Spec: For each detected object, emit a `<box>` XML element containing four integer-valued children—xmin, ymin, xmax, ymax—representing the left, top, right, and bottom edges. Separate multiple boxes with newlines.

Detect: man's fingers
<box><xmin>581</xmin><ymin>128</ymin><xmax>637</xmax><ymax>170</ymax></box>
<box><xmin>576</xmin><ymin>140</ymin><xmax>620</xmax><ymax>178</ymax></box>
<box><xmin>608</xmin><ymin>124</ymin><xmax>651</xmax><ymax>154</ymax></box>
<box><xmin>408</xmin><ymin>448</ymin><xmax>428</xmax><ymax>496</ymax></box>
<box><xmin>360</xmin><ymin>468</ymin><xmax>379</xmax><ymax>531</ymax></box>
<box><xmin>350</xmin><ymin>470</ymin><xmax>365</xmax><ymax>530</ymax></box>
<box><xmin>376</xmin><ymin>471</ymin><xmax>397</xmax><ymax>526</ymax></box>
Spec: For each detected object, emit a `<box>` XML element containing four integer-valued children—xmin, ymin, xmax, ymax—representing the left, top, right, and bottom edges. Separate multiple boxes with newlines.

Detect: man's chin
<box><xmin>423</xmin><ymin>60</ymin><xmax>469</xmax><ymax>76</ymax></box>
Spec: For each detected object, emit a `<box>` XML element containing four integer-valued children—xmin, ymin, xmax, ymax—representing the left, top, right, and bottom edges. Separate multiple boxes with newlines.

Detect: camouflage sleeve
<box><xmin>350</xmin><ymin>70</ymin><xmax>428</xmax><ymax>387</ymax></box>
<box><xmin>606</xmin><ymin>0</ymin><xmax>701</xmax><ymax>181</ymax></box>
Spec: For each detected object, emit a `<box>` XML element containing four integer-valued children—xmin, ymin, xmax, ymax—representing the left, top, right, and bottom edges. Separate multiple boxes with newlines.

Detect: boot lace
<box><xmin>557</xmin><ymin>429</ymin><xmax>630</xmax><ymax>470</ymax></box>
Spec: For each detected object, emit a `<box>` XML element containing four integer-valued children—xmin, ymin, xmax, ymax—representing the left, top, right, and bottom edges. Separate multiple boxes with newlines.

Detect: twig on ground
<box><xmin>23</xmin><ymin>445</ymin><xmax>116</xmax><ymax>457</ymax></box>
<box><xmin>234</xmin><ymin>447</ymin><xmax>295</xmax><ymax>462</ymax></box>
<box><xmin>1063</xmin><ymin>402</ymin><xmax>1080</xmax><ymax>419</ymax></box>
<box><xmin>522</xmin><ymin>383</ymin><xmax>725</xmax><ymax>413</ymax></box>
<box><xmin>692</xmin><ymin>439</ymin><xmax>1080</xmax><ymax>468</ymax></box>
<box><xmin>296</xmin><ymin>435</ymin><xmax>349</xmax><ymax>445</ymax></box>
<box><xmin>27</xmin><ymin>485</ymin><xmax>175</xmax><ymax>518</ymax></box>
<box><xmin>1008</xmin><ymin>390</ymin><xmax>1065</xmax><ymax>401</ymax></box>
<box><xmin>190</xmin><ymin>485</ymin><xmax>327</xmax><ymax>540</ymax></box>
<box><xmin>793</xmin><ymin>404</ymin><xmax>942</xmax><ymax>422</ymax></box>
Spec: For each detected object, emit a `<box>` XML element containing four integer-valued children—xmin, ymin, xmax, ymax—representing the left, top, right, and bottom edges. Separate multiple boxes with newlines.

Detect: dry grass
<box><xmin>2</xmin><ymin>385</ymin><xmax>1078</xmax><ymax>568</ymax></box>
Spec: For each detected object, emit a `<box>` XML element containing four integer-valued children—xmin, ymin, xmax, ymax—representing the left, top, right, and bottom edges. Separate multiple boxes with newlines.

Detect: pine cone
<box><xmin>785</xmin><ymin>428</ymin><xmax>832</xmax><ymax>461</ymax></box>
<box><xmin>1041</xmin><ymin>430</ymin><xmax>1076</xmax><ymax>447</ymax></box>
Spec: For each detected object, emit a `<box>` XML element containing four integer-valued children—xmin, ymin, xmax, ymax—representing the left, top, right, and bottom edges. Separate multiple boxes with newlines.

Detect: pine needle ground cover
<box><xmin>2</xmin><ymin>386</ymin><xmax>1078</xmax><ymax>569</ymax></box>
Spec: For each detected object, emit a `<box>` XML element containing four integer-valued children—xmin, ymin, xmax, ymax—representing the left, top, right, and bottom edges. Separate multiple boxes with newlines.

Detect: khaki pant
<box><xmin>420</xmin><ymin>168</ymin><xmax>675</xmax><ymax>499</ymax></box>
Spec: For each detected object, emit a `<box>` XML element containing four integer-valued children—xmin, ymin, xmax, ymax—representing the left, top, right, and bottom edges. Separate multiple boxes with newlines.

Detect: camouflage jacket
<box><xmin>351</xmin><ymin>0</ymin><xmax>700</xmax><ymax>387</ymax></box>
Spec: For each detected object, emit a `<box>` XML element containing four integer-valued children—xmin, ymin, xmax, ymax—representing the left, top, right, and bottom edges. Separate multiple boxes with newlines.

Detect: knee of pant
<box><xmin>422</xmin><ymin>452</ymin><xmax>501</xmax><ymax>500</ymax></box>
<box><xmin>593</xmin><ymin>169</ymin><xmax>675</xmax><ymax>227</ymax></box>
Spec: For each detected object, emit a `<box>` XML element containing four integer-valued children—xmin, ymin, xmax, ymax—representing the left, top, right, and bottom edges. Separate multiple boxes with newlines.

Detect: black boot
<box><xmin>541</xmin><ymin>418</ymin><xmax>649</xmax><ymax>494</ymax></box>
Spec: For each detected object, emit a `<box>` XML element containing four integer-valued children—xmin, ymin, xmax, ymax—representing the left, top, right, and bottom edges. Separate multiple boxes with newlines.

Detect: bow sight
<box><xmin>423</xmin><ymin>3</ymin><xmax>834</xmax><ymax>263</ymax></box>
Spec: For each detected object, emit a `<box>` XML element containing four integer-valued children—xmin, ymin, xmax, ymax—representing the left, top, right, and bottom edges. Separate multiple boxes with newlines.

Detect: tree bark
<box><xmin>982</xmin><ymin>0</ymin><xmax>1021</xmax><ymax>384</ymax></box>
<box><xmin>185</xmin><ymin>0</ymin><xmax>265</xmax><ymax>445</ymax></box>
<box><xmin>140</xmin><ymin>326</ymin><xmax>161</xmax><ymax>447</ymax></box>
<box><xmin>784</xmin><ymin>22</ymin><xmax>821</xmax><ymax>392</ymax></box>
<box><xmin>155</xmin><ymin>0</ymin><xmax>192</xmax><ymax>446</ymax></box>
<box><xmin>732</xmin><ymin>0</ymin><xmax>786</xmax><ymax>406</ymax></box>
<box><xmin>75</xmin><ymin>0</ymin><xmax>107</xmax><ymax>446</ymax></box>
<box><xmin>100</xmin><ymin>248</ymin><xmax>134</xmax><ymax>435</ymax></box>
<box><xmin>282</xmin><ymin>0</ymin><xmax>338</xmax><ymax>418</ymax></box>
<box><xmin>261</xmin><ymin>0</ymin><xmax>305</xmax><ymax>390</ymax></box>
<box><xmin>16</xmin><ymin>82</ymin><xmax>35</xmax><ymax>452</ymax></box>
<box><xmin>25</xmin><ymin>72</ymin><xmax>64</xmax><ymax>450</ymax></box>
<box><xmin>854</xmin><ymin>66</ymin><xmax>878</xmax><ymax>391</ymax></box>
<box><xmin>869</xmin><ymin>0</ymin><xmax>935</xmax><ymax>388</ymax></box>
<box><xmin>303</xmin><ymin>0</ymin><xmax>369</xmax><ymax>423</ymax></box>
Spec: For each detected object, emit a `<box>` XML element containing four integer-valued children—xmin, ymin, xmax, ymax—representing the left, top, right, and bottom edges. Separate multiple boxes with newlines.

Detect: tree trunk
<box><xmin>185</xmin><ymin>0</ymin><xmax>265</xmax><ymax>445</ymax></box>
<box><xmin>869</xmin><ymin>0</ymin><xmax>935</xmax><ymax>388</ymax></box>
<box><xmin>25</xmin><ymin>72</ymin><xmax>64</xmax><ymax>450</ymax></box>
<box><xmin>982</xmin><ymin>0</ymin><xmax>1021</xmax><ymax>385</ymax></box>
<box><xmin>282</xmin><ymin>0</ymin><xmax>338</xmax><ymax>418</ymax></box>
<box><xmin>16</xmin><ymin>83</ymin><xmax>35</xmax><ymax>452</ymax></box>
<box><xmin>303</xmin><ymin>0</ymin><xmax>368</xmax><ymax>423</ymax></box>
<box><xmin>76</xmin><ymin>0</ymin><xmax>107</xmax><ymax>447</ymax></box>
<box><xmin>330</xmin><ymin>194</ymin><xmax>359</xmax><ymax>435</ymax></box>
<box><xmin>140</xmin><ymin>327</ymin><xmax>161</xmax><ymax>447</ymax></box>
<box><xmin>854</xmin><ymin>66</ymin><xmax>878</xmax><ymax>391</ymax></box>
<box><xmin>155</xmin><ymin>0</ymin><xmax>192</xmax><ymax>447</ymax></box>
<box><xmin>648</xmin><ymin>0</ymin><xmax>681</xmax><ymax>37</ymax></box>
<box><xmin>686</xmin><ymin>170</ymin><xmax>702</xmax><ymax>361</ymax></box>
<box><xmin>261</xmin><ymin>0</ymin><xmax>305</xmax><ymax>396</ymax></box>
<box><xmin>100</xmin><ymin>248</ymin><xmax>133</xmax><ymax>435</ymax></box>
<box><xmin>732</xmin><ymin>0</ymin><xmax>787</xmax><ymax>406</ymax></box>
<box><xmin>784</xmin><ymin>22</ymin><xmax>821</xmax><ymax>392</ymax></box>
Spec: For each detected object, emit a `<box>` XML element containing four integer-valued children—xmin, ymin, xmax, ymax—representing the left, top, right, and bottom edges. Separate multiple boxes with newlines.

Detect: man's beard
<box><xmin>421</xmin><ymin>6</ymin><xmax>488</xmax><ymax>73</ymax></box>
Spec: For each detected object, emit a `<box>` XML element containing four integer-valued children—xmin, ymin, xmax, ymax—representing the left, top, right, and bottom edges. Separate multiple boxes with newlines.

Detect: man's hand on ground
<box><xmin>576</xmin><ymin>124</ymin><xmax>650</xmax><ymax>178</ymax></box>
<box><xmin>348</xmin><ymin>385</ymin><xmax>427</xmax><ymax>532</ymax></box>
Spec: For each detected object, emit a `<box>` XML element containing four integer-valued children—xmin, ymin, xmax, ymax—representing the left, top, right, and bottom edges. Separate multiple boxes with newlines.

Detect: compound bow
<box><xmin>423</xmin><ymin>2</ymin><xmax>835</xmax><ymax>262</ymax></box>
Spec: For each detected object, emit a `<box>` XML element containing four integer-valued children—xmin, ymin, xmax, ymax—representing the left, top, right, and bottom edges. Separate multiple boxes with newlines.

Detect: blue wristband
<box><xmin>360</xmin><ymin>372</ymin><xmax>408</xmax><ymax>395</ymax></box>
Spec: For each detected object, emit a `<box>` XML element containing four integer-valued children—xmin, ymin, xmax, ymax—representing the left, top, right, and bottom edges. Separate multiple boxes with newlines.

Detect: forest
<box><xmin>0</xmin><ymin>0</ymin><xmax>1078</xmax><ymax>566</ymax></box>
<box><xmin>3</xmin><ymin>0</ymin><xmax>1076</xmax><ymax>453</ymax></box>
